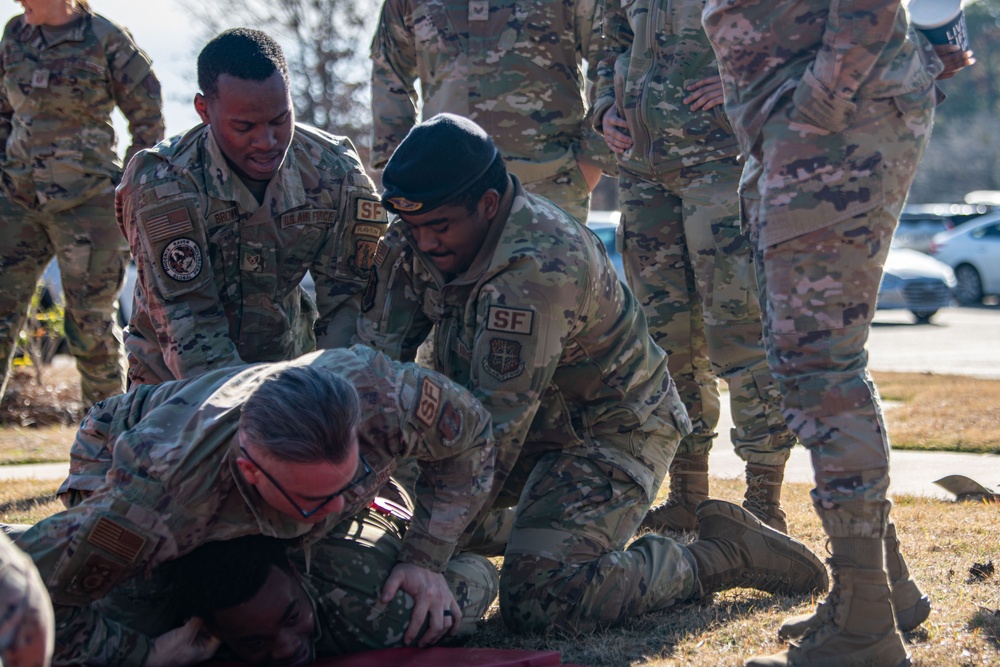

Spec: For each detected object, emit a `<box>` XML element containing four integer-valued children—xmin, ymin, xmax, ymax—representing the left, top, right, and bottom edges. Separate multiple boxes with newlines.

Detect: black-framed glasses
<box><xmin>240</xmin><ymin>446</ymin><xmax>373</xmax><ymax>519</ymax></box>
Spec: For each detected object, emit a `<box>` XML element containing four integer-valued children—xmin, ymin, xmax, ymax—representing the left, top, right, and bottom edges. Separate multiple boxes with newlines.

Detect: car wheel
<box><xmin>954</xmin><ymin>264</ymin><xmax>984</xmax><ymax>305</ymax></box>
<box><xmin>911</xmin><ymin>310</ymin><xmax>937</xmax><ymax>324</ymax></box>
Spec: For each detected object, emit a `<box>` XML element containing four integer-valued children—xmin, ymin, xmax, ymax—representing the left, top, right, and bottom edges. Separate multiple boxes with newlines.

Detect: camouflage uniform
<box><xmin>0</xmin><ymin>10</ymin><xmax>164</xmax><ymax>406</ymax></box>
<box><xmin>703</xmin><ymin>1</ymin><xmax>939</xmax><ymax>662</ymax></box>
<box><xmin>702</xmin><ymin>0</ymin><xmax>936</xmax><ymax>542</ymax></box>
<box><xmin>20</xmin><ymin>346</ymin><xmax>496</xmax><ymax>667</ymax></box>
<box><xmin>304</xmin><ymin>508</ymin><xmax>498</xmax><ymax>655</ymax></box>
<box><xmin>369</xmin><ymin>0</ymin><xmax>614</xmax><ymax>222</ymax></box>
<box><xmin>117</xmin><ymin>123</ymin><xmax>384</xmax><ymax>386</ymax></box>
<box><xmin>0</xmin><ymin>532</ymin><xmax>53</xmax><ymax>667</ymax></box>
<box><xmin>593</xmin><ymin>0</ymin><xmax>794</xmax><ymax>466</ymax></box>
<box><xmin>358</xmin><ymin>176</ymin><xmax>700</xmax><ymax>633</ymax></box>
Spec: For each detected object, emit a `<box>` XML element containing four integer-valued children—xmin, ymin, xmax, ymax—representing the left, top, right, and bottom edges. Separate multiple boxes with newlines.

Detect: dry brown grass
<box><xmin>874</xmin><ymin>371</ymin><xmax>1000</xmax><ymax>454</ymax></box>
<box><xmin>5</xmin><ymin>474</ymin><xmax>999</xmax><ymax>665</ymax></box>
<box><xmin>462</xmin><ymin>478</ymin><xmax>1000</xmax><ymax>667</ymax></box>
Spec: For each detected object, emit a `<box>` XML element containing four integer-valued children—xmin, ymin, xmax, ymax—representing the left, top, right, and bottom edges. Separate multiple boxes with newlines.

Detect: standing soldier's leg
<box><xmin>745</xmin><ymin>92</ymin><xmax>935</xmax><ymax>666</ymax></box>
<box><xmin>519</xmin><ymin>160</ymin><xmax>592</xmax><ymax>224</ymax></box>
<box><xmin>49</xmin><ymin>192</ymin><xmax>129</xmax><ymax>407</ymax></box>
<box><xmin>679</xmin><ymin>159</ymin><xmax>795</xmax><ymax>532</ymax></box>
<box><xmin>619</xmin><ymin>168</ymin><xmax>720</xmax><ymax>533</ymax></box>
<box><xmin>0</xmin><ymin>196</ymin><xmax>56</xmax><ymax>404</ymax></box>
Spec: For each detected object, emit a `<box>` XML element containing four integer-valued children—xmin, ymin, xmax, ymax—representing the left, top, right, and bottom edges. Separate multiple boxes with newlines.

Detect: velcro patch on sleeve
<box><xmin>437</xmin><ymin>401</ymin><xmax>462</xmax><ymax>445</ymax></box>
<box><xmin>142</xmin><ymin>202</ymin><xmax>194</xmax><ymax>243</ymax></box>
<box><xmin>87</xmin><ymin>516</ymin><xmax>147</xmax><ymax>563</ymax></box>
<box><xmin>415</xmin><ymin>377</ymin><xmax>442</xmax><ymax>429</ymax></box>
<box><xmin>66</xmin><ymin>553</ymin><xmax>127</xmax><ymax>597</ymax></box>
<box><xmin>356</xmin><ymin>197</ymin><xmax>387</xmax><ymax>223</ymax></box>
<box><xmin>486</xmin><ymin>306</ymin><xmax>534</xmax><ymax>335</ymax></box>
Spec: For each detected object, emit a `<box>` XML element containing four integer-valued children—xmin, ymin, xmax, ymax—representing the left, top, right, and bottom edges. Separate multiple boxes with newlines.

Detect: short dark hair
<box><xmin>238</xmin><ymin>365</ymin><xmax>360</xmax><ymax>465</ymax></box>
<box><xmin>176</xmin><ymin>535</ymin><xmax>293</xmax><ymax>622</ymax></box>
<box><xmin>447</xmin><ymin>154</ymin><xmax>509</xmax><ymax>213</ymax></box>
<box><xmin>197</xmin><ymin>28</ymin><xmax>289</xmax><ymax>99</ymax></box>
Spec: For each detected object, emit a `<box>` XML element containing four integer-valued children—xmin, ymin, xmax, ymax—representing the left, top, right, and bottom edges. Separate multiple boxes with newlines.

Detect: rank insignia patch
<box><xmin>161</xmin><ymin>238</ymin><xmax>202</xmax><ymax>282</ymax></box>
<box><xmin>483</xmin><ymin>337</ymin><xmax>525</xmax><ymax>381</ymax></box>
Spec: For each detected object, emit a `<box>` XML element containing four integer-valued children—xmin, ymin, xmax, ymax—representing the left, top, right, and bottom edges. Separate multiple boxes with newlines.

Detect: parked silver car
<box><xmin>876</xmin><ymin>247</ymin><xmax>956</xmax><ymax>323</ymax></box>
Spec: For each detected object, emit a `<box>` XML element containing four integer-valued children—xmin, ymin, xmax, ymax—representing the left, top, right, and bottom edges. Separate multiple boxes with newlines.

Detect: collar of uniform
<box><xmin>27</xmin><ymin>10</ymin><xmax>89</xmax><ymax>49</ymax></box>
<box><xmin>454</xmin><ymin>174</ymin><xmax>517</xmax><ymax>282</ymax></box>
<box><xmin>200</xmin><ymin>126</ymin><xmax>306</xmax><ymax>216</ymax></box>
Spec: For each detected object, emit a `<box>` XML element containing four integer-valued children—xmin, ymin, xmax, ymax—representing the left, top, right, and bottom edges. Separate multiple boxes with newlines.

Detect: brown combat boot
<box><xmin>750</xmin><ymin>541</ymin><xmax>910</xmax><ymax>667</ymax></box>
<box><xmin>685</xmin><ymin>500</ymin><xmax>828</xmax><ymax>598</ymax></box>
<box><xmin>778</xmin><ymin>522</ymin><xmax>930</xmax><ymax>640</ymax></box>
<box><xmin>641</xmin><ymin>452</ymin><xmax>709</xmax><ymax>532</ymax></box>
<box><xmin>743</xmin><ymin>462</ymin><xmax>788</xmax><ymax>533</ymax></box>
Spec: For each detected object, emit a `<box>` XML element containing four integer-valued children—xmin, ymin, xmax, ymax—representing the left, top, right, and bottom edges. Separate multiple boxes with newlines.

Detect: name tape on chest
<box><xmin>486</xmin><ymin>306</ymin><xmax>534</xmax><ymax>335</ymax></box>
<box><xmin>213</xmin><ymin>206</ymin><xmax>239</xmax><ymax>226</ymax></box>
<box><xmin>280</xmin><ymin>209</ymin><xmax>337</xmax><ymax>228</ymax></box>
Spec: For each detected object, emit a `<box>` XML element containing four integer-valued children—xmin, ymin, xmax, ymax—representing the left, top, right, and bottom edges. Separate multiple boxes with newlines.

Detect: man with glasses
<box><xmin>14</xmin><ymin>346</ymin><xmax>498</xmax><ymax>667</ymax></box>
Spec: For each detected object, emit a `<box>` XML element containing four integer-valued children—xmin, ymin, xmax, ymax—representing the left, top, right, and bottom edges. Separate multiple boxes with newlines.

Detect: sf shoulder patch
<box><xmin>415</xmin><ymin>377</ymin><xmax>442</xmax><ymax>429</ymax></box>
<box><xmin>486</xmin><ymin>306</ymin><xmax>534</xmax><ymax>335</ymax></box>
<box><xmin>483</xmin><ymin>337</ymin><xmax>525</xmax><ymax>381</ymax></box>
<box><xmin>161</xmin><ymin>238</ymin><xmax>203</xmax><ymax>282</ymax></box>
<box><xmin>348</xmin><ymin>196</ymin><xmax>389</xmax><ymax>279</ymax></box>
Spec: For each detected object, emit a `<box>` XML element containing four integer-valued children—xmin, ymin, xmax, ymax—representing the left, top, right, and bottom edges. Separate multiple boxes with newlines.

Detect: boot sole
<box><xmin>697</xmin><ymin>500</ymin><xmax>830</xmax><ymax>596</ymax></box>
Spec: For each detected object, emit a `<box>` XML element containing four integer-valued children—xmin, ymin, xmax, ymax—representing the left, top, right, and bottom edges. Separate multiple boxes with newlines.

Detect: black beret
<box><xmin>381</xmin><ymin>113</ymin><xmax>500</xmax><ymax>215</ymax></box>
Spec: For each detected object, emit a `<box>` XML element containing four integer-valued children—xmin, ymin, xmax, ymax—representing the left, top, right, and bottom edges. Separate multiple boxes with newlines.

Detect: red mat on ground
<box><xmin>206</xmin><ymin>647</ymin><xmax>585</xmax><ymax>666</ymax></box>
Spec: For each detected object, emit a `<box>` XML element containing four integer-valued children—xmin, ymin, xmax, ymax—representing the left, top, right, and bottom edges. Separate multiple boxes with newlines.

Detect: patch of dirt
<box><xmin>0</xmin><ymin>359</ymin><xmax>84</xmax><ymax>427</ymax></box>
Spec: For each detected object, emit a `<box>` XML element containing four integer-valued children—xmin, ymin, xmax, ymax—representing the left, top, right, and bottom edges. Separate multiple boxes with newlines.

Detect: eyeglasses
<box><xmin>239</xmin><ymin>446</ymin><xmax>373</xmax><ymax>519</ymax></box>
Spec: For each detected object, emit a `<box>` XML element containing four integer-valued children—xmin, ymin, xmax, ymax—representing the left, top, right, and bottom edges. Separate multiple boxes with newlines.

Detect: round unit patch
<box><xmin>161</xmin><ymin>238</ymin><xmax>203</xmax><ymax>282</ymax></box>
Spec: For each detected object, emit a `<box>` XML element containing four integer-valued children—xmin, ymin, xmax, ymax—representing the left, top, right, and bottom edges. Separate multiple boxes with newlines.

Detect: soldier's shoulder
<box><xmin>2</xmin><ymin>14</ymin><xmax>27</xmax><ymax>40</ymax></box>
<box><xmin>292</xmin><ymin>123</ymin><xmax>368</xmax><ymax>175</ymax></box>
<box><xmin>119</xmin><ymin>127</ymin><xmax>206</xmax><ymax>198</ymax></box>
<box><xmin>85</xmin><ymin>11</ymin><xmax>143</xmax><ymax>51</ymax></box>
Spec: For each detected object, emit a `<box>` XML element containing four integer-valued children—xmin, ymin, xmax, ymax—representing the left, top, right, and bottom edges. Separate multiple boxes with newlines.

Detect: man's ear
<box><xmin>194</xmin><ymin>93</ymin><xmax>210</xmax><ymax>125</ymax></box>
<box><xmin>235</xmin><ymin>456</ymin><xmax>260</xmax><ymax>486</ymax></box>
<box><xmin>481</xmin><ymin>188</ymin><xmax>501</xmax><ymax>220</ymax></box>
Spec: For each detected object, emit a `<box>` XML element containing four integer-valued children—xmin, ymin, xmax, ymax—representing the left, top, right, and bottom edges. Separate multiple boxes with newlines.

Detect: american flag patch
<box><xmin>86</xmin><ymin>517</ymin><xmax>147</xmax><ymax>563</ymax></box>
<box><xmin>144</xmin><ymin>206</ymin><xmax>193</xmax><ymax>243</ymax></box>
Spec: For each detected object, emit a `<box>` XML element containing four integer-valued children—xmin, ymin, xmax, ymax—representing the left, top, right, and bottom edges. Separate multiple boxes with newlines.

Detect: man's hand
<box><xmin>601</xmin><ymin>107</ymin><xmax>633</xmax><ymax>154</ymax></box>
<box><xmin>933</xmin><ymin>43</ymin><xmax>975</xmax><ymax>80</ymax></box>
<box><xmin>683</xmin><ymin>75</ymin><xmax>726</xmax><ymax>111</ymax></box>
<box><xmin>380</xmin><ymin>562</ymin><xmax>461</xmax><ymax>647</ymax></box>
<box><xmin>145</xmin><ymin>618</ymin><xmax>221</xmax><ymax>667</ymax></box>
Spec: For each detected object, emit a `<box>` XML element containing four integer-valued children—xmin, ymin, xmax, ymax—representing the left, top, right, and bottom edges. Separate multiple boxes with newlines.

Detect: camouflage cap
<box><xmin>381</xmin><ymin>113</ymin><xmax>499</xmax><ymax>214</ymax></box>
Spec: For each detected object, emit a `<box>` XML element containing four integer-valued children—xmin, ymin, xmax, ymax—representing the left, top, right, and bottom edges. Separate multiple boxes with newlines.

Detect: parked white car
<box><xmin>929</xmin><ymin>212</ymin><xmax>1000</xmax><ymax>305</ymax></box>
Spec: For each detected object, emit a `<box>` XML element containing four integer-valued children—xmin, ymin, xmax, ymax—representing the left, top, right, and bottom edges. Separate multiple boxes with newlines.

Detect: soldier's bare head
<box><xmin>197</xmin><ymin>28</ymin><xmax>289</xmax><ymax>101</ymax></box>
<box><xmin>381</xmin><ymin>114</ymin><xmax>510</xmax><ymax>276</ymax></box>
<box><xmin>177</xmin><ymin>535</ymin><xmax>315</xmax><ymax>665</ymax></box>
<box><xmin>236</xmin><ymin>366</ymin><xmax>365</xmax><ymax>524</ymax></box>
<box><xmin>195</xmin><ymin>29</ymin><xmax>294</xmax><ymax>187</ymax></box>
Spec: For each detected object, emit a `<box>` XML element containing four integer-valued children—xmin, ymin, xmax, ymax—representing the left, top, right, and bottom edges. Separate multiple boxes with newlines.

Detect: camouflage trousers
<box><xmin>495</xmin><ymin>427</ymin><xmax>697</xmax><ymax>634</ymax></box>
<box><xmin>745</xmin><ymin>92</ymin><xmax>935</xmax><ymax>538</ymax></box>
<box><xmin>618</xmin><ymin>160</ymin><xmax>793</xmax><ymax>464</ymax></box>
<box><xmin>517</xmin><ymin>158</ymin><xmax>591</xmax><ymax>224</ymax></box>
<box><xmin>0</xmin><ymin>189</ymin><xmax>128</xmax><ymax>407</ymax></box>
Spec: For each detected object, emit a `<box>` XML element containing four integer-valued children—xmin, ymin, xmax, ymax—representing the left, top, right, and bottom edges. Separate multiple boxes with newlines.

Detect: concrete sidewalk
<box><xmin>3</xmin><ymin>395</ymin><xmax>997</xmax><ymax>501</ymax></box>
